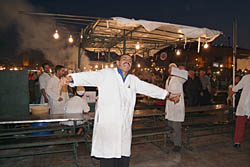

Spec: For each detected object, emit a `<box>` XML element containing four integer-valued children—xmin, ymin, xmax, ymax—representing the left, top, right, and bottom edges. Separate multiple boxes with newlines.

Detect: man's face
<box><xmin>188</xmin><ymin>70</ymin><xmax>194</xmax><ymax>77</ymax></box>
<box><xmin>117</xmin><ymin>55</ymin><xmax>132</xmax><ymax>73</ymax></box>
<box><xmin>200</xmin><ymin>70</ymin><xmax>205</xmax><ymax>77</ymax></box>
<box><xmin>44</xmin><ymin>65</ymin><xmax>50</xmax><ymax>73</ymax></box>
<box><xmin>57</xmin><ymin>68</ymin><xmax>65</xmax><ymax>78</ymax></box>
<box><xmin>235</xmin><ymin>76</ymin><xmax>240</xmax><ymax>83</ymax></box>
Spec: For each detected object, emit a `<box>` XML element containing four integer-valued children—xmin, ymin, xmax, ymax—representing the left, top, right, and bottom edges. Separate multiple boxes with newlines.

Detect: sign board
<box><xmin>0</xmin><ymin>71</ymin><xmax>29</xmax><ymax>117</ymax></box>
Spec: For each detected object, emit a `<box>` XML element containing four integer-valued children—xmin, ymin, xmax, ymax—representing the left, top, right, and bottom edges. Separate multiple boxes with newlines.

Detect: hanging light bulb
<box><xmin>68</xmin><ymin>34</ymin><xmax>74</xmax><ymax>43</ymax></box>
<box><xmin>204</xmin><ymin>42</ymin><xmax>209</xmax><ymax>49</ymax></box>
<box><xmin>53</xmin><ymin>30</ymin><xmax>59</xmax><ymax>39</ymax></box>
<box><xmin>176</xmin><ymin>49</ymin><xmax>181</xmax><ymax>56</ymax></box>
<box><xmin>135</xmin><ymin>42</ymin><xmax>140</xmax><ymax>50</ymax></box>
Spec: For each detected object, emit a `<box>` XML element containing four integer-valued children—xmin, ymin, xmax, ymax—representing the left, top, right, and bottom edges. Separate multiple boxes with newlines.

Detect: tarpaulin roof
<box><xmin>19</xmin><ymin>12</ymin><xmax>222</xmax><ymax>57</ymax></box>
<box><xmin>82</xmin><ymin>17</ymin><xmax>222</xmax><ymax>56</ymax></box>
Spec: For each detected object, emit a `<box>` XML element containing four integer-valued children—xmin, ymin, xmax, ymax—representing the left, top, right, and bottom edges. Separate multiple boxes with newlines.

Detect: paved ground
<box><xmin>0</xmin><ymin>133</ymin><xmax>249</xmax><ymax>167</ymax></box>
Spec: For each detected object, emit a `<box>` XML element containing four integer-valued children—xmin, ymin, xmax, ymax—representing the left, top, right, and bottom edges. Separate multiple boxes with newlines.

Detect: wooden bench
<box><xmin>0</xmin><ymin>123</ymin><xmax>88</xmax><ymax>166</ymax></box>
<box><xmin>0</xmin><ymin>114</ymin><xmax>91</xmax><ymax>166</ymax></box>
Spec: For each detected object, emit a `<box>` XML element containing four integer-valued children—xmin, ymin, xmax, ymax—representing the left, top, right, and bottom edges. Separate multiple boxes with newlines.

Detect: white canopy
<box><xmin>82</xmin><ymin>17</ymin><xmax>222</xmax><ymax>56</ymax></box>
<box><xmin>112</xmin><ymin>17</ymin><xmax>221</xmax><ymax>42</ymax></box>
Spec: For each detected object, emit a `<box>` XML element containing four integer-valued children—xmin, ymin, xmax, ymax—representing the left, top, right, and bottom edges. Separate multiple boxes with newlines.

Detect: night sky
<box><xmin>28</xmin><ymin>0</ymin><xmax>250</xmax><ymax>48</ymax></box>
<box><xmin>0</xmin><ymin>0</ymin><xmax>249</xmax><ymax>63</ymax></box>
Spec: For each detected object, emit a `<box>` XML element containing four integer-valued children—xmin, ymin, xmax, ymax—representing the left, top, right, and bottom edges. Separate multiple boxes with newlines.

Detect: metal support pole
<box><xmin>232</xmin><ymin>18</ymin><xmax>237</xmax><ymax>108</ymax></box>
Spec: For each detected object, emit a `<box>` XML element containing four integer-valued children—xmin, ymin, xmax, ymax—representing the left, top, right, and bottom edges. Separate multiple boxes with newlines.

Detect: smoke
<box><xmin>0</xmin><ymin>0</ymin><xmax>89</xmax><ymax>71</ymax></box>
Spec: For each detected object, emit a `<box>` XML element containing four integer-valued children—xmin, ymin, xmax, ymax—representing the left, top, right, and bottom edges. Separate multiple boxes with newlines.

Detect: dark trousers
<box><xmin>100</xmin><ymin>156</ymin><xmax>130</xmax><ymax>167</ymax></box>
<box><xmin>200</xmin><ymin>89</ymin><xmax>211</xmax><ymax>106</ymax></box>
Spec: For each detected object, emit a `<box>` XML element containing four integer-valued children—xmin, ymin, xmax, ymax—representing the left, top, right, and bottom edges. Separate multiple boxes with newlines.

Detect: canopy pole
<box><xmin>232</xmin><ymin>18</ymin><xmax>237</xmax><ymax>108</ymax></box>
<box><xmin>123</xmin><ymin>30</ymin><xmax>126</xmax><ymax>55</ymax></box>
<box><xmin>108</xmin><ymin>49</ymin><xmax>111</xmax><ymax>62</ymax></box>
<box><xmin>78</xmin><ymin>28</ymin><xmax>84</xmax><ymax>71</ymax></box>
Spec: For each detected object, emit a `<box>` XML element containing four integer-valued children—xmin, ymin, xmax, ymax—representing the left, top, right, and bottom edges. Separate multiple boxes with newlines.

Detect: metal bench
<box><xmin>183</xmin><ymin>104</ymin><xmax>234</xmax><ymax>150</ymax></box>
<box><xmin>132</xmin><ymin>126</ymin><xmax>173</xmax><ymax>152</ymax></box>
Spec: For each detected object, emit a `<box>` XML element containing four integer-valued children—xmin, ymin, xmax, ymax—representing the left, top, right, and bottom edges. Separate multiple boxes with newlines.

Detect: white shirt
<box><xmin>61</xmin><ymin>96</ymin><xmax>90</xmax><ymax>126</ymax></box>
<box><xmin>69</xmin><ymin>68</ymin><xmax>168</xmax><ymax>158</ymax></box>
<box><xmin>232</xmin><ymin>74</ymin><xmax>250</xmax><ymax>118</ymax></box>
<box><xmin>39</xmin><ymin>72</ymin><xmax>51</xmax><ymax>104</ymax></box>
<box><xmin>65</xmin><ymin>96</ymin><xmax>90</xmax><ymax>114</ymax></box>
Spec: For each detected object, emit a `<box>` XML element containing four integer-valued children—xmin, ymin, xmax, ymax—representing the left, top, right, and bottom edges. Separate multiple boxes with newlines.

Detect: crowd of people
<box><xmin>27</xmin><ymin>55</ymin><xmax>249</xmax><ymax>167</ymax></box>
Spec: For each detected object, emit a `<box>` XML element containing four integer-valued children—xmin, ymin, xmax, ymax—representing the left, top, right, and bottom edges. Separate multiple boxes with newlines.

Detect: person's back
<box><xmin>231</xmin><ymin>74</ymin><xmax>250</xmax><ymax>149</ymax></box>
<box><xmin>199</xmin><ymin>70</ymin><xmax>211</xmax><ymax>105</ymax></box>
<box><xmin>65</xmin><ymin>96</ymin><xmax>90</xmax><ymax>114</ymax></box>
<box><xmin>233</xmin><ymin>74</ymin><xmax>250</xmax><ymax>115</ymax></box>
<box><xmin>61</xmin><ymin>95</ymin><xmax>90</xmax><ymax>131</ymax></box>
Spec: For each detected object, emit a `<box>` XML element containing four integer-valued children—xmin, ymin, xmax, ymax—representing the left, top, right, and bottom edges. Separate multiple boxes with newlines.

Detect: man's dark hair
<box><xmin>118</xmin><ymin>54</ymin><xmax>132</xmax><ymax>60</ymax></box>
<box><xmin>199</xmin><ymin>67</ymin><xmax>206</xmax><ymax>72</ymax></box>
<box><xmin>55</xmin><ymin>65</ymin><xmax>64</xmax><ymax>73</ymax></box>
<box><xmin>42</xmin><ymin>63</ymin><xmax>49</xmax><ymax>69</ymax></box>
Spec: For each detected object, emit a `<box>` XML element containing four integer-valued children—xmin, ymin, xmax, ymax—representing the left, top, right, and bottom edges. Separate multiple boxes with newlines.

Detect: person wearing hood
<box><xmin>165</xmin><ymin>63</ymin><xmax>187</xmax><ymax>152</ymax></box>
<box><xmin>61</xmin><ymin>55</ymin><xmax>179</xmax><ymax>167</ymax></box>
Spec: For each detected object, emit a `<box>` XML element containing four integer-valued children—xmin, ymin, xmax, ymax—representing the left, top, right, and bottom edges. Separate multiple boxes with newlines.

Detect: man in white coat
<box><xmin>229</xmin><ymin>74</ymin><xmax>250</xmax><ymax>149</ymax></box>
<box><xmin>46</xmin><ymin>65</ymin><xmax>66</xmax><ymax>114</ymax></box>
<box><xmin>39</xmin><ymin>63</ymin><xmax>51</xmax><ymax>104</ymax></box>
<box><xmin>62</xmin><ymin>55</ymin><xmax>178</xmax><ymax>167</ymax></box>
<box><xmin>165</xmin><ymin>63</ymin><xmax>187</xmax><ymax>152</ymax></box>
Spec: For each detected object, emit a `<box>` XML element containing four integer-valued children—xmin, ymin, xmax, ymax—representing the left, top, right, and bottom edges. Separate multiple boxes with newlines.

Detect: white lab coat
<box><xmin>61</xmin><ymin>96</ymin><xmax>90</xmax><ymax>126</ymax></box>
<box><xmin>39</xmin><ymin>72</ymin><xmax>51</xmax><ymax>104</ymax></box>
<box><xmin>46</xmin><ymin>75</ymin><xmax>65</xmax><ymax>114</ymax></box>
<box><xmin>69</xmin><ymin>68</ymin><xmax>168</xmax><ymax>158</ymax></box>
<box><xmin>232</xmin><ymin>74</ymin><xmax>250</xmax><ymax>118</ymax></box>
<box><xmin>165</xmin><ymin>75</ymin><xmax>186</xmax><ymax>122</ymax></box>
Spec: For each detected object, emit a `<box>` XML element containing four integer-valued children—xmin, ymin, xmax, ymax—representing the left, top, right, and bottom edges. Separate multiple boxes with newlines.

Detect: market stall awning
<box><xmin>82</xmin><ymin>17</ymin><xmax>222</xmax><ymax>56</ymax></box>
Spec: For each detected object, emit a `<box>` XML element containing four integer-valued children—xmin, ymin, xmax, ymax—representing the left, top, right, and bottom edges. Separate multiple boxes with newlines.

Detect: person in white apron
<box><xmin>62</xmin><ymin>55</ymin><xmax>179</xmax><ymax>167</ymax></box>
<box><xmin>46</xmin><ymin>65</ymin><xmax>66</xmax><ymax>115</ymax></box>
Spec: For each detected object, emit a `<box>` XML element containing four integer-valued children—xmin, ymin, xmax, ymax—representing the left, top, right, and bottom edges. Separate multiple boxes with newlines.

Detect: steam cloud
<box><xmin>0</xmin><ymin>0</ymin><xmax>89</xmax><ymax>71</ymax></box>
